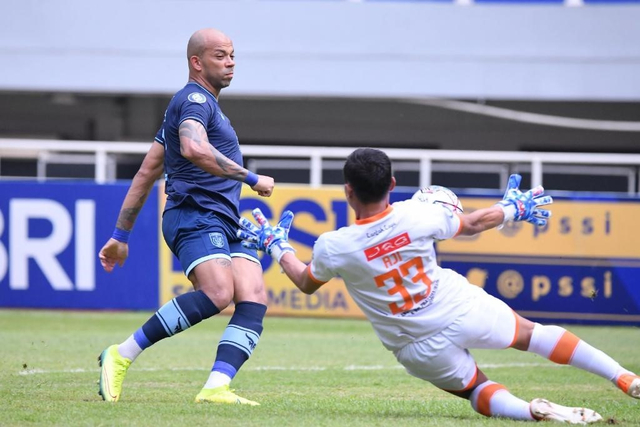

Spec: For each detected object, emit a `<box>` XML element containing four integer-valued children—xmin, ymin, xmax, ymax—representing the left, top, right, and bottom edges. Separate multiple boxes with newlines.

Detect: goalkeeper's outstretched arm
<box><xmin>458</xmin><ymin>206</ymin><xmax>506</xmax><ymax>236</ymax></box>
<box><xmin>278</xmin><ymin>253</ymin><xmax>323</xmax><ymax>295</ymax></box>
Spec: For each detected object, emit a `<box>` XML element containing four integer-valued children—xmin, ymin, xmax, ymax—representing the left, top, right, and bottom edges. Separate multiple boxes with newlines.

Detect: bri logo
<box><xmin>364</xmin><ymin>232</ymin><xmax>411</xmax><ymax>262</ymax></box>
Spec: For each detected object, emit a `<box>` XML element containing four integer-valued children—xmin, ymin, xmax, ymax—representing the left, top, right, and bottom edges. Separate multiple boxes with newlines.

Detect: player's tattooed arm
<box><xmin>116</xmin><ymin>198</ymin><xmax>145</xmax><ymax>231</ymax></box>
<box><xmin>208</xmin><ymin>146</ymin><xmax>246</xmax><ymax>181</ymax></box>
<box><xmin>178</xmin><ymin>119</ymin><xmax>208</xmax><ymax>147</ymax></box>
<box><xmin>179</xmin><ymin>119</ymin><xmax>251</xmax><ymax>182</ymax></box>
<box><xmin>116</xmin><ymin>141</ymin><xmax>164</xmax><ymax>231</ymax></box>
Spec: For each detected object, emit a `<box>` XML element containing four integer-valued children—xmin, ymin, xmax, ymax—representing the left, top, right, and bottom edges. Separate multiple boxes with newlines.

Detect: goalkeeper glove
<box><xmin>237</xmin><ymin>208</ymin><xmax>295</xmax><ymax>262</ymax></box>
<box><xmin>496</xmin><ymin>174</ymin><xmax>553</xmax><ymax>226</ymax></box>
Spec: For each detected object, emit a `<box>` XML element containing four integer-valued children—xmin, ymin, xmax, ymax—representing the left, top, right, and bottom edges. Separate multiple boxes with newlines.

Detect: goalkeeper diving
<box><xmin>238</xmin><ymin>147</ymin><xmax>639</xmax><ymax>424</ymax></box>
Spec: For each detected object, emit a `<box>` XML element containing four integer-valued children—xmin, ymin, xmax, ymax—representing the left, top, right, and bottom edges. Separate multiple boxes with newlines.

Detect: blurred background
<box><xmin>1</xmin><ymin>0</ymin><xmax>639</xmax><ymax>191</ymax></box>
<box><xmin>0</xmin><ymin>0</ymin><xmax>639</xmax><ymax>323</ymax></box>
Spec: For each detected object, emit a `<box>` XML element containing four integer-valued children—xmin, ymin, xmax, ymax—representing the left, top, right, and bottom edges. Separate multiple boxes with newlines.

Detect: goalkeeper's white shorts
<box><xmin>393</xmin><ymin>289</ymin><xmax>518</xmax><ymax>392</ymax></box>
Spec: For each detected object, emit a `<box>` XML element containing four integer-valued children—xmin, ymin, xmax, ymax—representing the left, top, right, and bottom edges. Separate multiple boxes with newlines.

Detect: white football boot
<box><xmin>530</xmin><ymin>398</ymin><xmax>602</xmax><ymax>425</ymax></box>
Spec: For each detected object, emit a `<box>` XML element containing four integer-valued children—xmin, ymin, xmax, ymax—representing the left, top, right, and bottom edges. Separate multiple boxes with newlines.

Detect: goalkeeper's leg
<box><xmin>395</xmin><ymin>332</ymin><xmax>601</xmax><ymax>422</ymax></box>
<box><xmin>513</xmin><ymin>316</ymin><xmax>639</xmax><ymax>399</ymax></box>
<box><xmin>465</xmin><ymin>370</ymin><xmax>602</xmax><ymax>423</ymax></box>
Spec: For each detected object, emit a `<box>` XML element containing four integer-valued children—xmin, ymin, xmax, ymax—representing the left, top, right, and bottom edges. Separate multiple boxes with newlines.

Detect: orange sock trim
<box><xmin>549</xmin><ymin>331</ymin><xmax>580</xmax><ymax>364</ymax></box>
<box><xmin>508</xmin><ymin>310</ymin><xmax>520</xmax><ymax>348</ymax></box>
<box><xmin>441</xmin><ymin>366</ymin><xmax>479</xmax><ymax>393</ymax></box>
<box><xmin>477</xmin><ymin>384</ymin><xmax>507</xmax><ymax>417</ymax></box>
<box><xmin>462</xmin><ymin>367</ymin><xmax>479</xmax><ymax>392</ymax></box>
<box><xmin>617</xmin><ymin>373</ymin><xmax>638</xmax><ymax>393</ymax></box>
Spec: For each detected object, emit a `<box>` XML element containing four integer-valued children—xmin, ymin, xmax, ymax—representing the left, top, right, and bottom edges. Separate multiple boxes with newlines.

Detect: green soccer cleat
<box><xmin>195</xmin><ymin>384</ymin><xmax>260</xmax><ymax>406</ymax></box>
<box><xmin>97</xmin><ymin>344</ymin><xmax>132</xmax><ymax>402</ymax></box>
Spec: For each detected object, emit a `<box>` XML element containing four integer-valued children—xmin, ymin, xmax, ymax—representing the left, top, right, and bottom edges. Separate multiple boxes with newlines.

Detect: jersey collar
<box><xmin>355</xmin><ymin>205</ymin><xmax>393</xmax><ymax>225</ymax></box>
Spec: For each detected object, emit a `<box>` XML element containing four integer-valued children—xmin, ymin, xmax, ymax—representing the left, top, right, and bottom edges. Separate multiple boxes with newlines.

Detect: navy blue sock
<box><xmin>133</xmin><ymin>290</ymin><xmax>220</xmax><ymax>349</ymax></box>
<box><xmin>212</xmin><ymin>301</ymin><xmax>267</xmax><ymax>378</ymax></box>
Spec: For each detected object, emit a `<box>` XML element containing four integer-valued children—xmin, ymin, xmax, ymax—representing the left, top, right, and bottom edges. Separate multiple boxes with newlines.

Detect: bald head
<box><xmin>186</xmin><ymin>28</ymin><xmax>235</xmax><ymax>96</ymax></box>
<box><xmin>187</xmin><ymin>28</ymin><xmax>230</xmax><ymax>60</ymax></box>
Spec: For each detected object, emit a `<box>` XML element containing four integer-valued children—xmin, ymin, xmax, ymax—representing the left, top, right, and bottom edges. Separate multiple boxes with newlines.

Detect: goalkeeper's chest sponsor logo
<box><xmin>364</xmin><ymin>232</ymin><xmax>411</xmax><ymax>261</ymax></box>
<box><xmin>209</xmin><ymin>232</ymin><xmax>224</xmax><ymax>248</ymax></box>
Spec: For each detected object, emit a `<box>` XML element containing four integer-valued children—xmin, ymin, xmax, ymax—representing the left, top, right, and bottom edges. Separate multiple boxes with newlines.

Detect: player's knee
<box><xmin>234</xmin><ymin>281</ymin><xmax>267</xmax><ymax>305</ymax></box>
<box><xmin>198</xmin><ymin>285</ymin><xmax>234</xmax><ymax>310</ymax></box>
<box><xmin>511</xmin><ymin>315</ymin><xmax>535</xmax><ymax>351</ymax></box>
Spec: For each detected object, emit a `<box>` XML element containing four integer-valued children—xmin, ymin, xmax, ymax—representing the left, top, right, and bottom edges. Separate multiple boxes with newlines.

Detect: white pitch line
<box><xmin>17</xmin><ymin>362</ymin><xmax>564</xmax><ymax>376</ymax></box>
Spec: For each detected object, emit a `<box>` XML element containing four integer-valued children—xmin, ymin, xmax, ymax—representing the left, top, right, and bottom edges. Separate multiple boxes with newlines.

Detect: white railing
<box><xmin>0</xmin><ymin>138</ymin><xmax>639</xmax><ymax>194</ymax></box>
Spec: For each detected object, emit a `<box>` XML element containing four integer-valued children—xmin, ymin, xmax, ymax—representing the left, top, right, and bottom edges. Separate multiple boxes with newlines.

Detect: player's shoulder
<box><xmin>315</xmin><ymin>228</ymin><xmax>341</xmax><ymax>246</ymax></box>
<box><xmin>391</xmin><ymin>199</ymin><xmax>415</xmax><ymax>211</ymax></box>
<box><xmin>174</xmin><ymin>83</ymin><xmax>216</xmax><ymax>107</ymax></box>
<box><xmin>391</xmin><ymin>198</ymin><xmax>435</xmax><ymax>217</ymax></box>
<box><xmin>392</xmin><ymin>198</ymin><xmax>455</xmax><ymax>227</ymax></box>
<box><xmin>314</xmin><ymin>225</ymin><xmax>355</xmax><ymax>254</ymax></box>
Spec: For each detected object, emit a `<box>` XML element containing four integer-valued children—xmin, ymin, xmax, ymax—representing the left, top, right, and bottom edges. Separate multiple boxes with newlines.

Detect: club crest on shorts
<box><xmin>209</xmin><ymin>232</ymin><xmax>225</xmax><ymax>248</ymax></box>
<box><xmin>187</xmin><ymin>92</ymin><xmax>206</xmax><ymax>104</ymax></box>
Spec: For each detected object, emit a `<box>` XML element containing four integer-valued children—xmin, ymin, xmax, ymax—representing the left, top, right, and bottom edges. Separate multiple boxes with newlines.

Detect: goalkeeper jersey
<box><xmin>308</xmin><ymin>199</ymin><xmax>477</xmax><ymax>351</ymax></box>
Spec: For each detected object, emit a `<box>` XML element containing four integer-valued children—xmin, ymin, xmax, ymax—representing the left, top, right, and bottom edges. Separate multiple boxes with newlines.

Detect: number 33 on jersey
<box><xmin>307</xmin><ymin>199</ymin><xmax>483</xmax><ymax>351</ymax></box>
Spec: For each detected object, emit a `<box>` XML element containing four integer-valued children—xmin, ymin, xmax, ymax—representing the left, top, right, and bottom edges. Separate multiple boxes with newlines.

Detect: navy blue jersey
<box><xmin>155</xmin><ymin>82</ymin><xmax>243</xmax><ymax>223</ymax></box>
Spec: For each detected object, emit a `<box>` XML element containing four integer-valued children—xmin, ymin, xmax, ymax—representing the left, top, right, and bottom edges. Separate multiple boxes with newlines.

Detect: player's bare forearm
<box><xmin>116</xmin><ymin>142</ymin><xmax>164</xmax><ymax>231</ymax></box>
<box><xmin>279</xmin><ymin>252</ymin><xmax>323</xmax><ymax>295</ymax></box>
<box><xmin>459</xmin><ymin>205</ymin><xmax>505</xmax><ymax>236</ymax></box>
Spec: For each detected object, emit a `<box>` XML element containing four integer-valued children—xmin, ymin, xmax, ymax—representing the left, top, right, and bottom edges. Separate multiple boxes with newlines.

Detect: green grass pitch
<box><xmin>1</xmin><ymin>310</ymin><xmax>638</xmax><ymax>426</ymax></box>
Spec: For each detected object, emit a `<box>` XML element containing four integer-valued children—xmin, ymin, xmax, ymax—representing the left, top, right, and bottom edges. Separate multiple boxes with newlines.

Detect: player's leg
<box><xmin>98</xmin><ymin>283</ymin><xmax>222</xmax><ymax>402</ymax></box>
<box><xmin>98</xmin><ymin>206</ymin><xmax>230</xmax><ymax>402</ymax></box>
<box><xmin>438</xmin><ymin>288</ymin><xmax>601</xmax><ymax>422</ymax></box>
<box><xmin>195</xmin><ymin>252</ymin><xmax>266</xmax><ymax>405</ymax></box>
<box><xmin>511</xmin><ymin>315</ymin><xmax>639</xmax><ymax>399</ymax></box>
<box><xmin>395</xmin><ymin>335</ymin><xmax>538</xmax><ymax>421</ymax></box>
<box><xmin>464</xmin><ymin>369</ymin><xmax>602</xmax><ymax>424</ymax></box>
<box><xmin>194</xmin><ymin>220</ymin><xmax>266</xmax><ymax>405</ymax></box>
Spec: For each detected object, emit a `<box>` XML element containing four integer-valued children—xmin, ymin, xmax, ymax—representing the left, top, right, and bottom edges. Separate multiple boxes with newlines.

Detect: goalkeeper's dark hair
<box><xmin>343</xmin><ymin>148</ymin><xmax>393</xmax><ymax>204</ymax></box>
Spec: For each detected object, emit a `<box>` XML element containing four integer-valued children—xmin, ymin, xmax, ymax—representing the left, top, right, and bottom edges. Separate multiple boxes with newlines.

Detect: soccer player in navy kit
<box><xmin>97</xmin><ymin>28</ymin><xmax>274</xmax><ymax>405</ymax></box>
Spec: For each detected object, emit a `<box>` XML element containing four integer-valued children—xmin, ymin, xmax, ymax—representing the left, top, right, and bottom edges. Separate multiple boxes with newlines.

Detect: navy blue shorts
<box><xmin>162</xmin><ymin>205</ymin><xmax>260</xmax><ymax>277</ymax></box>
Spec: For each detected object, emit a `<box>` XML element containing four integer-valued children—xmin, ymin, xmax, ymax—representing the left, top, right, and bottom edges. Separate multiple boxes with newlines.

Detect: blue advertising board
<box><xmin>0</xmin><ymin>181</ymin><xmax>159</xmax><ymax>310</ymax></box>
<box><xmin>1</xmin><ymin>181</ymin><xmax>638</xmax><ymax>325</ymax></box>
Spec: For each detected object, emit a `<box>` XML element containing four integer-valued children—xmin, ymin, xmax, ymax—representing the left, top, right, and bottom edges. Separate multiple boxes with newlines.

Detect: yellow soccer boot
<box><xmin>98</xmin><ymin>345</ymin><xmax>132</xmax><ymax>402</ymax></box>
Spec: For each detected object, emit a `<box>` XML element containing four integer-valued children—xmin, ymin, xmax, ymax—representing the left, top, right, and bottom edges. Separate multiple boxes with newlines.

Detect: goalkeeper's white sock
<box><xmin>469</xmin><ymin>381</ymin><xmax>534</xmax><ymax>420</ymax></box>
<box><xmin>528</xmin><ymin>323</ymin><xmax>625</xmax><ymax>383</ymax></box>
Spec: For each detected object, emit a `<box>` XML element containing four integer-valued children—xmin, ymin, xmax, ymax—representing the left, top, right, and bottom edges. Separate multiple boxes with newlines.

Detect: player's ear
<box><xmin>344</xmin><ymin>183</ymin><xmax>354</xmax><ymax>200</ymax></box>
<box><xmin>389</xmin><ymin>177</ymin><xmax>396</xmax><ymax>192</ymax></box>
<box><xmin>190</xmin><ymin>55</ymin><xmax>202</xmax><ymax>71</ymax></box>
